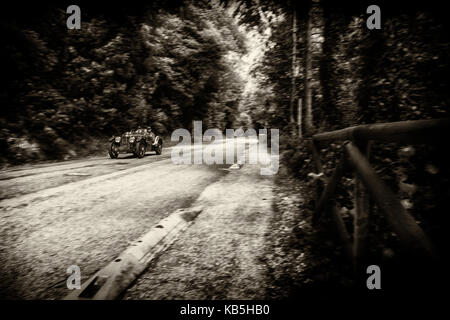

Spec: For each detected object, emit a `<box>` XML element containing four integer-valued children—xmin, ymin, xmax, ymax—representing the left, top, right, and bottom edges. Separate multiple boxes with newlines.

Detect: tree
<box><xmin>289</xmin><ymin>9</ymin><xmax>297</xmax><ymax>134</ymax></box>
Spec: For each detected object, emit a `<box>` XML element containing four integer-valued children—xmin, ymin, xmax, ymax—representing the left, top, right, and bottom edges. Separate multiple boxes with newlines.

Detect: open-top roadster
<box><xmin>109</xmin><ymin>126</ymin><xmax>163</xmax><ymax>159</ymax></box>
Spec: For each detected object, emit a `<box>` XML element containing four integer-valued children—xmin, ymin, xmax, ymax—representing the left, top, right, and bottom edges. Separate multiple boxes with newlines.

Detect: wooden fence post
<box><xmin>331</xmin><ymin>205</ymin><xmax>353</xmax><ymax>261</ymax></box>
<box><xmin>309</xmin><ymin>139</ymin><xmax>323</xmax><ymax>208</ymax></box>
<box><xmin>312</xmin><ymin>154</ymin><xmax>348</xmax><ymax>225</ymax></box>
<box><xmin>352</xmin><ymin>140</ymin><xmax>371</xmax><ymax>280</ymax></box>
<box><xmin>344</xmin><ymin>141</ymin><xmax>436</xmax><ymax>259</ymax></box>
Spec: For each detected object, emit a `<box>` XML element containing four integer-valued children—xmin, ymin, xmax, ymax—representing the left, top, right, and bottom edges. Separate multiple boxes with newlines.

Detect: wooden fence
<box><xmin>309</xmin><ymin>118</ymin><xmax>449</xmax><ymax>274</ymax></box>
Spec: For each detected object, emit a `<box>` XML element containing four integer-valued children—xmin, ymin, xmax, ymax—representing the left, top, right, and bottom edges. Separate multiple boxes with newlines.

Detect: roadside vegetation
<box><xmin>237</xmin><ymin>0</ymin><xmax>449</xmax><ymax>291</ymax></box>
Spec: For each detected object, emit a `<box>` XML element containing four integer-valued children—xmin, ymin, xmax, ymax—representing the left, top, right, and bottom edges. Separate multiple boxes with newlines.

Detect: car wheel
<box><xmin>109</xmin><ymin>143</ymin><xmax>119</xmax><ymax>159</ymax></box>
<box><xmin>136</xmin><ymin>141</ymin><xmax>146</xmax><ymax>158</ymax></box>
<box><xmin>155</xmin><ymin>142</ymin><xmax>162</xmax><ymax>155</ymax></box>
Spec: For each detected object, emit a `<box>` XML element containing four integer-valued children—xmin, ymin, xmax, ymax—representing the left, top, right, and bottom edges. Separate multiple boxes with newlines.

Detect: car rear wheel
<box><xmin>109</xmin><ymin>143</ymin><xmax>119</xmax><ymax>159</ymax></box>
<box><xmin>136</xmin><ymin>141</ymin><xmax>146</xmax><ymax>158</ymax></box>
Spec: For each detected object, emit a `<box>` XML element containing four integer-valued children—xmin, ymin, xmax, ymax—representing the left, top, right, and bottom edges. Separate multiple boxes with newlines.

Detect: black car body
<box><xmin>109</xmin><ymin>127</ymin><xmax>163</xmax><ymax>158</ymax></box>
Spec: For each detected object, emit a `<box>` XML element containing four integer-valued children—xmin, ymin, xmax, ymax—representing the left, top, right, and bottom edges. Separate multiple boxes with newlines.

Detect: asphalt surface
<box><xmin>123</xmin><ymin>163</ymin><xmax>274</xmax><ymax>299</ymax></box>
<box><xmin>0</xmin><ymin>140</ymin><xmax>276</xmax><ymax>299</ymax></box>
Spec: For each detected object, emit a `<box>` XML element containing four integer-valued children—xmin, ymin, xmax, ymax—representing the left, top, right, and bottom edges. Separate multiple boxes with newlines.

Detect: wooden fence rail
<box><xmin>310</xmin><ymin>118</ymin><xmax>448</xmax><ymax>275</ymax></box>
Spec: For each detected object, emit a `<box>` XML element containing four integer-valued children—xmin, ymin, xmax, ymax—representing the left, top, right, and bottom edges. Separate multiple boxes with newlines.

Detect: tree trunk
<box><xmin>289</xmin><ymin>9</ymin><xmax>297</xmax><ymax>134</ymax></box>
<box><xmin>297</xmin><ymin>98</ymin><xmax>302</xmax><ymax>137</ymax></box>
<box><xmin>304</xmin><ymin>6</ymin><xmax>313</xmax><ymax>135</ymax></box>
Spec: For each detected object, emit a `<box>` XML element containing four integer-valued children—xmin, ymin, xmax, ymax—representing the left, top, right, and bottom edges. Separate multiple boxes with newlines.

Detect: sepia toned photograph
<box><xmin>0</xmin><ymin>0</ymin><xmax>448</xmax><ymax>311</ymax></box>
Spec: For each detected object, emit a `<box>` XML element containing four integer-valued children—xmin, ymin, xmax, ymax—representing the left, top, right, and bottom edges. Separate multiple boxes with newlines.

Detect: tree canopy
<box><xmin>1</xmin><ymin>1</ymin><xmax>248</xmax><ymax>162</ymax></box>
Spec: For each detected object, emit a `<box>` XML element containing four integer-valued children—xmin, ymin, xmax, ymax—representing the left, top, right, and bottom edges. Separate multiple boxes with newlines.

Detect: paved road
<box><xmin>123</xmin><ymin>162</ymin><xmax>274</xmax><ymax>300</ymax></box>
<box><xmin>0</xmin><ymin>139</ymin><xmax>276</xmax><ymax>299</ymax></box>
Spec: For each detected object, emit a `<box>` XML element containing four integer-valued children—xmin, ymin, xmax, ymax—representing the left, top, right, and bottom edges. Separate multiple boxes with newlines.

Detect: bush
<box><xmin>280</xmin><ymin>135</ymin><xmax>314</xmax><ymax>179</ymax></box>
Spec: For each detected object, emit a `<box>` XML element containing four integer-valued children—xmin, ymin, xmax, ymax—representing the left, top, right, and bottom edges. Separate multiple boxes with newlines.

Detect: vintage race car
<box><xmin>109</xmin><ymin>127</ymin><xmax>163</xmax><ymax>159</ymax></box>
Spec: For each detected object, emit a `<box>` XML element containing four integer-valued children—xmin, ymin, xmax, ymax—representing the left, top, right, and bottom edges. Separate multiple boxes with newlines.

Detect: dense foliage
<box><xmin>0</xmin><ymin>1</ymin><xmax>246</xmax><ymax>163</ymax></box>
<box><xmin>234</xmin><ymin>0</ymin><xmax>450</xmax><ymax>292</ymax></box>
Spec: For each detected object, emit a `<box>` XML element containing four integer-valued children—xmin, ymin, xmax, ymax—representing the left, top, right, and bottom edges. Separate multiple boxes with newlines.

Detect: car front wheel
<box><xmin>155</xmin><ymin>142</ymin><xmax>162</xmax><ymax>155</ymax></box>
<box><xmin>136</xmin><ymin>141</ymin><xmax>146</xmax><ymax>158</ymax></box>
<box><xmin>109</xmin><ymin>142</ymin><xmax>119</xmax><ymax>159</ymax></box>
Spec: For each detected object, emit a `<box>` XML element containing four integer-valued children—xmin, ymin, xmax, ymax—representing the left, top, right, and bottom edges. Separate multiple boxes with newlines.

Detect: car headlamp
<box><xmin>115</xmin><ymin>137</ymin><xmax>121</xmax><ymax>143</ymax></box>
<box><xmin>129</xmin><ymin>136</ymin><xmax>136</xmax><ymax>143</ymax></box>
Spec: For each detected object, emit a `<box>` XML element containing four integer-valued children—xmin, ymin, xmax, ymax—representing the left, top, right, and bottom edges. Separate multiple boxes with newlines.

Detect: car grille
<box><xmin>121</xmin><ymin>135</ymin><xmax>129</xmax><ymax>146</ymax></box>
